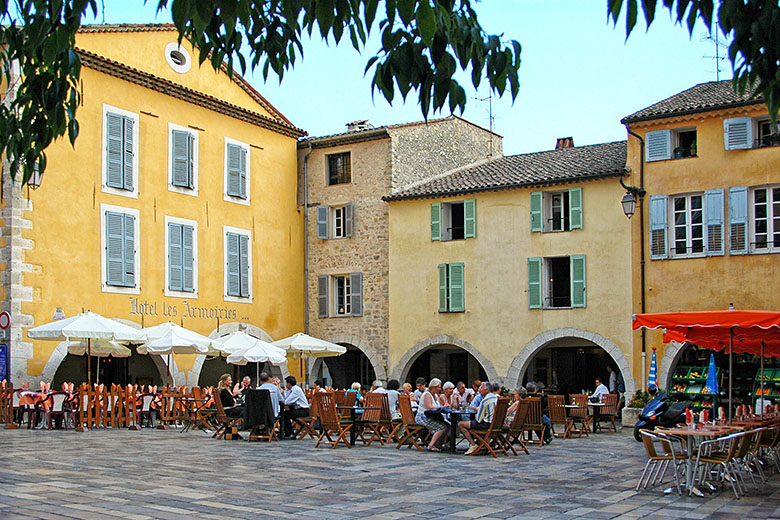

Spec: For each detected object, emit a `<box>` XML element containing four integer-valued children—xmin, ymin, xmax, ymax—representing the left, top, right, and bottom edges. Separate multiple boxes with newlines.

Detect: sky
<box><xmin>89</xmin><ymin>1</ymin><xmax>730</xmax><ymax>155</ymax></box>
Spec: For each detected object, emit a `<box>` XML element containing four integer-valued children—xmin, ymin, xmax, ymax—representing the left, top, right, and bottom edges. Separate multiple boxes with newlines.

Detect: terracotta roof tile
<box><xmin>623</xmin><ymin>80</ymin><xmax>763</xmax><ymax>123</ymax></box>
<box><xmin>385</xmin><ymin>141</ymin><xmax>627</xmax><ymax>201</ymax></box>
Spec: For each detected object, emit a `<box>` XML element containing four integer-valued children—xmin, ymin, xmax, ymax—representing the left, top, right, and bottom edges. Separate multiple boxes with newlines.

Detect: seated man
<box><xmin>457</xmin><ymin>382</ymin><xmax>498</xmax><ymax>455</ymax></box>
<box><xmin>282</xmin><ymin>375</ymin><xmax>310</xmax><ymax>438</ymax></box>
<box><xmin>257</xmin><ymin>372</ymin><xmax>284</xmax><ymax>418</ymax></box>
<box><xmin>526</xmin><ymin>382</ymin><xmax>553</xmax><ymax>444</ymax></box>
<box><xmin>590</xmin><ymin>378</ymin><xmax>610</xmax><ymax>402</ymax></box>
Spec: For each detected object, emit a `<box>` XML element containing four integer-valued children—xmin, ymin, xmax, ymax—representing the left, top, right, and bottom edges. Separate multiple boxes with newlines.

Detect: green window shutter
<box><xmin>106</xmin><ymin>113</ymin><xmax>124</xmax><ymax>189</ymax></box>
<box><xmin>172</xmin><ymin>130</ymin><xmax>190</xmax><ymax>187</ymax></box>
<box><xmin>239</xmin><ymin>234</ymin><xmax>249</xmax><ymax>297</ymax></box>
<box><xmin>122</xmin><ymin>117</ymin><xmax>134</xmax><ymax>190</ymax></box>
<box><xmin>649</xmin><ymin>195</ymin><xmax>668</xmax><ymax>260</ymax></box>
<box><xmin>728</xmin><ymin>186</ymin><xmax>748</xmax><ymax>255</ymax></box>
<box><xmin>570</xmin><ymin>255</ymin><xmax>586</xmax><ymax>308</ymax></box>
<box><xmin>646</xmin><ymin>130</ymin><xmax>671</xmax><ymax>162</ymax></box>
<box><xmin>182</xmin><ymin>225</ymin><xmax>194</xmax><ymax>292</ymax></box>
<box><xmin>106</xmin><ymin>211</ymin><xmax>125</xmax><ymax>286</ymax></box>
<box><xmin>226</xmin><ymin>232</ymin><xmax>240</xmax><ymax>296</ymax></box>
<box><xmin>123</xmin><ymin>214</ymin><xmax>135</xmax><ymax>287</ymax></box>
<box><xmin>528</xmin><ymin>257</ymin><xmax>542</xmax><ymax>309</ymax></box>
<box><xmin>345</xmin><ymin>202</ymin><xmax>354</xmax><ymax>237</ymax></box>
<box><xmin>438</xmin><ymin>264</ymin><xmax>447</xmax><ymax>312</ymax></box>
<box><xmin>317</xmin><ymin>275</ymin><xmax>329</xmax><ymax>317</ymax></box>
<box><xmin>168</xmin><ymin>223</ymin><xmax>183</xmax><ymax>291</ymax></box>
<box><xmin>569</xmin><ymin>187</ymin><xmax>582</xmax><ymax>229</ymax></box>
<box><xmin>226</xmin><ymin>144</ymin><xmax>241</xmax><ymax>197</ymax></box>
<box><xmin>239</xmin><ymin>146</ymin><xmax>247</xmax><ymax>198</ymax></box>
<box><xmin>448</xmin><ymin>263</ymin><xmax>465</xmax><ymax>312</ymax></box>
<box><xmin>430</xmin><ymin>203</ymin><xmax>442</xmax><ymax>241</ymax></box>
<box><xmin>704</xmin><ymin>189</ymin><xmax>724</xmax><ymax>256</ymax></box>
<box><xmin>530</xmin><ymin>192</ymin><xmax>543</xmax><ymax>232</ymax></box>
<box><xmin>316</xmin><ymin>206</ymin><xmax>329</xmax><ymax>239</ymax></box>
<box><xmin>350</xmin><ymin>272</ymin><xmax>363</xmax><ymax>316</ymax></box>
<box><xmin>463</xmin><ymin>199</ymin><xmax>476</xmax><ymax>238</ymax></box>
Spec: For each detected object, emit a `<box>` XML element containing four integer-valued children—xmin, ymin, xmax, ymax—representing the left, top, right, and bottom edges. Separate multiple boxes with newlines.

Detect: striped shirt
<box><xmin>476</xmin><ymin>392</ymin><xmax>498</xmax><ymax>424</ymax></box>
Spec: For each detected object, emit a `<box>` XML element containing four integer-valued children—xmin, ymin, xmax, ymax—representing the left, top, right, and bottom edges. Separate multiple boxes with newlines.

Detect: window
<box><xmin>164</xmin><ymin>42</ymin><xmax>191</xmax><ymax>73</ymax></box>
<box><xmin>169</xmin><ymin>124</ymin><xmax>197</xmax><ymax>194</ymax></box>
<box><xmin>316</xmin><ymin>203</ymin><xmax>354</xmax><ymax>239</ymax></box>
<box><xmin>530</xmin><ymin>188</ymin><xmax>582</xmax><ymax>232</ymax></box>
<box><xmin>645</xmin><ymin>128</ymin><xmax>697</xmax><ymax>161</ymax></box>
<box><xmin>165</xmin><ymin>217</ymin><xmax>197</xmax><ymax>296</ymax></box>
<box><xmin>101</xmin><ymin>204</ymin><xmax>139</xmax><ymax>294</ymax></box>
<box><xmin>724</xmin><ymin>116</ymin><xmax>780</xmax><ymax>149</ymax></box>
<box><xmin>327</xmin><ymin>152</ymin><xmax>351</xmax><ymax>185</ymax></box>
<box><xmin>528</xmin><ymin>256</ymin><xmax>585</xmax><ymax>309</ymax></box>
<box><xmin>430</xmin><ymin>199</ymin><xmax>476</xmax><ymax>241</ymax></box>
<box><xmin>224</xmin><ymin>227</ymin><xmax>251</xmax><ymax>300</ymax></box>
<box><xmin>438</xmin><ymin>263</ymin><xmax>464</xmax><ymax>312</ymax></box>
<box><xmin>102</xmin><ymin>105</ymin><xmax>138</xmax><ymax>197</ymax></box>
<box><xmin>649</xmin><ymin>190</ymin><xmax>724</xmax><ymax>260</ymax></box>
<box><xmin>317</xmin><ymin>273</ymin><xmax>363</xmax><ymax>317</ymax></box>
<box><xmin>751</xmin><ymin>186</ymin><xmax>780</xmax><ymax>253</ymax></box>
<box><xmin>224</xmin><ymin>138</ymin><xmax>249</xmax><ymax>204</ymax></box>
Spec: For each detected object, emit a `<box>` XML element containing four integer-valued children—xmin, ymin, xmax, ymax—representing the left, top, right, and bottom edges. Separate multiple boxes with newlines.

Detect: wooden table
<box><xmin>337</xmin><ymin>406</ymin><xmax>378</xmax><ymax>446</ymax></box>
<box><xmin>425</xmin><ymin>408</ymin><xmax>476</xmax><ymax>453</ymax></box>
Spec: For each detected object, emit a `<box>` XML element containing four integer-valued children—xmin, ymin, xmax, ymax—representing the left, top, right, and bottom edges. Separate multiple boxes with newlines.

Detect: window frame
<box><xmin>223</xmin><ymin>137</ymin><xmax>251</xmax><ymax>206</ymax></box>
<box><xmin>164</xmin><ymin>216</ymin><xmax>198</xmax><ymax>298</ymax></box>
<box><xmin>646</xmin><ymin>127</ymin><xmax>697</xmax><ymax>161</ymax></box>
<box><xmin>670</xmin><ymin>193</ymin><xmax>706</xmax><ymax>258</ymax></box>
<box><xmin>333</xmin><ymin>275</ymin><xmax>352</xmax><ymax>316</ymax></box>
<box><xmin>101</xmin><ymin>104</ymin><xmax>139</xmax><ymax>199</ymax></box>
<box><xmin>332</xmin><ymin>205</ymin><xmax>346</xmax><ymax>238</ymax></box>
<box><xmin>100</xmin><ymin>203</ymin><xmax>140</xmax><ymax>295</ymax></box>
<box><xmin>326</xmin><ymin>152</ymin><xmax>351</xmax><ymax>185</ymax></box>
<box><xmin>168</xmin><ymin>123</ymin><xmax>198</xmax><ymax>196</ymax></box>
<box><xmin>749</xmin><ymin>185</ymin><xmax>780</xmax><ymax>254</ymax></box>
<box><xmin>223</xmin><ymin>225</ymin><xmax>252</xmax><ymax>302</ymax></box>
<box><xmin>528</xmin><ymin>255</ymin><xmax>586</xmax><ymax>309</ymax></box>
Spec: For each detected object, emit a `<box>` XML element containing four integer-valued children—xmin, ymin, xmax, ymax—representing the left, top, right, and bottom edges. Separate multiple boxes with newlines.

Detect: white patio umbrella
<box><xmin>28</xmin><ymin>311</ymin><xmax>146</xmax><ymax>385</ymax></box>
<box><xmin>272</xmin><ymin>332</ymin><xmax>347</xmax><ymax>358</ymax></box>
<box><xmin>138</xmin><ymin>322</ymin><xmax>214</xmax><ymax>386</ymax></box>
<box><xmin>67</xmin><ymin>340</ymin><xmax>131</xmax><ymax>385</ymax></box>
<box><xmin>224</xmin><ymin>335</ymin><xmax>287</xmax><ymax>382</ymax></box>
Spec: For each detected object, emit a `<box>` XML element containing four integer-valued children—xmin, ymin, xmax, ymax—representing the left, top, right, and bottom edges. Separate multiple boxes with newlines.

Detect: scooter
<box><xmin>633</xmin><ymin>392</ymin><xmax>691</xmax><ymax>441</ymax></box>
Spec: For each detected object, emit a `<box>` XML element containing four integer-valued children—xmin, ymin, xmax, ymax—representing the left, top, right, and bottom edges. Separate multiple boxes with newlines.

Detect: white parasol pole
<box><xmin>88</xmin><ymin>338</ymin><xmax>92</xmax><ymax>386</ymax></box>
<box><xmin>168</xmin><ymin>353</ymin><xmax>174</xmax><ymax>387</ymax></box>
<box><xmin>728</xmin><ymin>327</ymin><xmax>733</xmax><ymax>424</ymax></box>
<box><xmin>760</xmin><ymin>341</ymin><xmax>765</xmax><ymax>418</ymax></box>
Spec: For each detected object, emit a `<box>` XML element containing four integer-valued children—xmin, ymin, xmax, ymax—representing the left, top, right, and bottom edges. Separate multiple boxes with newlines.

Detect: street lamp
<box><xmin>621</xmin><ymin>191</ymin><xmax>637</xmax><ymax>218</ymax></box>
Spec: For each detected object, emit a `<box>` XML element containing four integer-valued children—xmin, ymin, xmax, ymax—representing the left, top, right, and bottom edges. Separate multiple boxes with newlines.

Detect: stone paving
<box><xmin>1</xmin><ymin>425</ymin><xmax>779</xmax><ymax>520</ymax></box>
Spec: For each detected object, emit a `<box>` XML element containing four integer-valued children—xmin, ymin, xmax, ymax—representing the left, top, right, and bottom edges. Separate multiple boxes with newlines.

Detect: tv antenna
<box><xmin>701</xmin><ymin>30</ymin><xmax>728</xmax><ymax>81</ymax></box>
<box><xmin>474</xmin><ymin>89</ymin><xmax>496</xmax><ymax>157</ymax></box>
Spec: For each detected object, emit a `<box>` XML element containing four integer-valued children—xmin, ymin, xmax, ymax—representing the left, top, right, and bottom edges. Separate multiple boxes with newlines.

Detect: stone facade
<box><xmin>299</xmin><ymin>117</ymin><xmax>502</xmax><ymax>385</ymax></box>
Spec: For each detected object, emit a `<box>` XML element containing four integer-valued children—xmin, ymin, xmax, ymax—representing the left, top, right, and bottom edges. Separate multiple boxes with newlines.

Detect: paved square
<box><xmin>0</xmin><ymin>426</ymin><xmax>778</xmax><ymax>519</ymax></box>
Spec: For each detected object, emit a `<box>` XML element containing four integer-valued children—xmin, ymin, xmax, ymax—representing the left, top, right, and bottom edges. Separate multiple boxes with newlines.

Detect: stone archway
<box><xmin>389</xmin><ymin>334</ymin><xmax>499</xmax><ymax>384</ymax></box>
<box><xmin>505</xmin><ymin>327</ymin><xmax>636</xmax><ymax>400</ymax></box>
<box><xmin>309</xmin><ymin>335</ymin><xmax>386</xmax><ymax>385</ymax></box>
<box><xmin>657</xmin><ymin>341</ymin><xmax>686</xmax><ymax>390</ymax></box>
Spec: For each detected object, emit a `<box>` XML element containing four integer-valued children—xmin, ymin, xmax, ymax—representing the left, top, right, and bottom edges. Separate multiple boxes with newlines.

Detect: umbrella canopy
<box><xmin>67</xmin><ymin>340</ymin><xmax>131</xmax><ymax>358</ymax></box>
<box><xmin>28</xmin><ymin>311</ymin><xmax>146</xmax><ymax>343</ymax></box>
<box><xmin>648</xmin><ymin>348</ymin><xmax>658</xmax><ymax>388</ymax></box>
<box><xmin>226</xmin><ymin>342</ymin><xmax>287</xmax><ymax>366</ymax></box>
<box><xmin>138</xmin><ymin>322</ymin><xmax>214</xmax><ymax>355</ymax></box>
<box><xmin>213</xmin><ymin>330</ymin><xmax>278</xmax><ymax>356</ymax></box>
<box><xmin>703</xmin><ymin>353</ymin><xmax>719</xmax><ymax>395</ymax></box>
<box><xmin>272</xmin><ymin>332</ymin><xmax>347</xmax><ymax>358</ymax></box>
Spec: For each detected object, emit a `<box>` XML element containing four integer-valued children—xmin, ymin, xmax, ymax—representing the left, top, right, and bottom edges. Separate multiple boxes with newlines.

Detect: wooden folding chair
<box><xmin>212</xmin><ymin>390</ymin><xmax>243</xmax><ymax>440</ymax></box>
<box><xmin>295</xmin><ymin>393</ymin><xmax>319</xmax><ymax>440</ymax></box>
<box><xmin>522</xmin><ymin>397</ymin><xmax>545</xmax><ymax>447</ymax></box>
<box><xmin>314</xmin><ymin>392</ymin><xmax>351</xmax><ymax>449</ymax></box>
<box><xmin>568</xmin><ymin>394</ymin><xmax>591</xmax><ymax>436</ymax></box>
<box><xmin>548</xmin><ymin>395</ymin><xmax>574</xmax><ymax>439</ymax></box>
<box><xmin>395</xmin><ymin>394</ymin><xmax>425</xmax><ymax>451</ymax></box>
<box><xmin>595</xmin><ymin>394</ymin><xmax>619</xmax><ymax>432</ymax></box>
<box><xmin>499</xmin><ymin>399</ymin><xmax>530</xmax><ymax>455</ymax></box>
<box><xmin>359</xmin><ymin>393</ymin><xmax>390</xmax><ymax>446</ymax></box>
<box><xmin>466</xmin><ymin>397</ymin><xmax>509</xmax><ymax>457</ymax></box>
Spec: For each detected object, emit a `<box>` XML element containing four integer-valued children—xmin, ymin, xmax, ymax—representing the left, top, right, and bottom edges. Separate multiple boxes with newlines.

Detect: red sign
<box><xmin>0</xmin><ymin>311</ymin><xmax>9</xmax><ymax>330</ymax></box>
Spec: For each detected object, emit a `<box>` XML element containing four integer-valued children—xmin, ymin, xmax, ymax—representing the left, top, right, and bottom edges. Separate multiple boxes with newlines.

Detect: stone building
<box><xmin>298</xmin><ymin>117</ymin><xmax>502</xmax><ymax>388</ymax></box>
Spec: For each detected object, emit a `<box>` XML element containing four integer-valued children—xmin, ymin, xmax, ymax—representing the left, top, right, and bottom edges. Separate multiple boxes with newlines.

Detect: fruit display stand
<box><xmin>753</xmin><ymin>368</ymin><xmax>780</xmax><ymax>401</ymax></box>
<box><xmin>670</xmin><ymin>365</ymin><xmax>720</xmax><ymax>410</ymax></box>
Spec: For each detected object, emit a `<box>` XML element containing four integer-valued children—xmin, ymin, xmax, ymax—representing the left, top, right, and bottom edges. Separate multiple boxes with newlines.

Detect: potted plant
<box><xmin>673</xmin><ymin>146</ymin><xmax>684</xmax><ymax>159</ymax></box>
<box><xmin>621</xmin><ymin>389</ymin><xmax>652</xmax><ymax>427</ymax></box>
<box><xmin>689</xmin><ymin>140</ymin><xmax>697</xmax><ymax>156</ymax></box>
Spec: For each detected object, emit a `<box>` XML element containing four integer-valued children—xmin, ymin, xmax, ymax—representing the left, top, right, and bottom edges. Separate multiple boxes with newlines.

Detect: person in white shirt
<box><xmin>452</xmin><ymin>381</ymin><xmax>474</xmax><ymax>410</ymax></box>
<box><xmin>257</xmin><ymin>372</ymin><xmax>284</xmax><ymax>417</ymax></box>
<box><xmin>590</xmin><ymin>378</ymin><xmax>610</xmax><ymax>401</ymax></box>
<box><xmin>282</xmin><ymin>375</ymin><xmax>310</xmax><ymax>438</ymax></box>
<box><xmin>385</xmin><ymin>379</ymin><xmax>401</xmax><ymax>419</ymax></box>
<box><xmin>372</xmin><ymin>380</ymin><xmax>387</xmax><ymax>393</ymax></box>
<box><xmin>413</xmin><ymin>377</ymin><xmax>427</xmax><ymax>403</ymax></box>
<box><xmin>607</xmin><ymin>366</ymin><xmax>618</xmax><ymax>394</ymax></box>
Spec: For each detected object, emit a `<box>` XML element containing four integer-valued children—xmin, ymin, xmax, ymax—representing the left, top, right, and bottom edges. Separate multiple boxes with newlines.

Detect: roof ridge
<box><xmin>390</xmin><ymin>157</ymin><xmax>495</xmax><ymax>195</ymax></box>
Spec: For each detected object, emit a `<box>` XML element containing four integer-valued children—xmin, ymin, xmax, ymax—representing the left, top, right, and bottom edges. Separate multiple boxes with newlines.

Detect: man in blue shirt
<box><xmin>457</xmin><ymin>382</ymin><xmax>497</xmax><ymax>455</ymax></box>
<box><xmin>257</xmin><ymin>372</ymin><xmax>284</xmax><ymax>418</ymax></box>
<box><xmin>282</xmin><ymin>375</ymin><xmax>310</xmax><ymax>438</ymax></box>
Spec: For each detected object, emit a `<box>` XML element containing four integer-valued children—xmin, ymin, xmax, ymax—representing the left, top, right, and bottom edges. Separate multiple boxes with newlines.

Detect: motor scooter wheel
<box><xmin>633</xmin><ymin>423</ymin><xmax>653</xmax><ymax>442</ymax></box>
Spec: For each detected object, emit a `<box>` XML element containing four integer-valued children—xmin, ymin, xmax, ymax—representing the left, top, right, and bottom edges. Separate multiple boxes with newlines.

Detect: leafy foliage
<box><xmin>608</xmin><ymin>0</ymin><xmax>780</xmax><ymax>122</ymax></box>
<box><xmin>626</xmin><ymin>388</ymin><xmax>652</xmax><ymax>408</ymax></box>
<box><xmin>0</xmin><ymin>0</ymin><xmax>521</xmax><ymax>187</ymax></box>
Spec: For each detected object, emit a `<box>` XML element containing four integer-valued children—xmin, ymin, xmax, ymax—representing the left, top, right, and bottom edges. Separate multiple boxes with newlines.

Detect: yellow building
<box><xmin>385</xmin><ymin>139</ymin><xmax>637</xmax><ymax>395</ymax></box>
<box><xmin>0</xmin><ymin>24</ymin><xmax>306</xmax><ymax>386</ymax></box>
<box><xmin>623</xmin><ymin>80</ymin><xmax>780</xmax><ymax>402</ymax></box>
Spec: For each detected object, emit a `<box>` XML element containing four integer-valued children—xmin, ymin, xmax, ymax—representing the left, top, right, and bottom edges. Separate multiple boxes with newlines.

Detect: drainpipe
<box><xmin>625</xmin><ymin>124</ymin><xmax>647</xmax><ymax>391</ymax></box>
<box><xmin>303</xmin><ymin>142</ymin><xmax>313</xmax><ymax>335</ymax></box>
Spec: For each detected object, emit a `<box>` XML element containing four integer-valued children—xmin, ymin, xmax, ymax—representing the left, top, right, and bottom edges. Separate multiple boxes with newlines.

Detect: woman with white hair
<box><xmin>439</xmin><ymin>381</ymin><xmax>456</xmax><ymax>407</ymax></box>
<box><xmin>415</xmin><ymin>378</ymin><xmax>448</xmax><ymax>452</ymax></box>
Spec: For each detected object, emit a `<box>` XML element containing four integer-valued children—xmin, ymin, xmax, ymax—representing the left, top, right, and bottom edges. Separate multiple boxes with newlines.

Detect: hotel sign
<box><xmin>129</xmin><ymin>297</ymin><xmax>240</xmax><ymax>320</ymax></box>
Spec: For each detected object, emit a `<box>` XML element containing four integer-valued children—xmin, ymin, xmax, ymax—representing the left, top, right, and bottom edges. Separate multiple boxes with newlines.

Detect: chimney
<box><xmin>555</xmin><ymin>136</ymin><xmax>574</xmax><ymax>150</ymax></box>
<box><xmin>346</xmin><ymin>119</ymin><xmax>373</xmax><ymax>132</ymax></box>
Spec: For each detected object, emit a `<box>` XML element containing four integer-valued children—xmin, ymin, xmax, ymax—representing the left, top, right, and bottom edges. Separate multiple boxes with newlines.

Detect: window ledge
<box><xmin>224</xmin><ymin>295</ymin><xmax>253</xmax><ymax>304</ymax></box>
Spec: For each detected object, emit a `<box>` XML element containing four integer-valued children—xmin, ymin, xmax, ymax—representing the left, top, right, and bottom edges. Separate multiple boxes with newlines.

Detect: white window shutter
<box><xmin>227</xmin><ymin>144</ymin><xmax>241</xmax><ymax>197</ymax></box>
<box><xmin>172</xmin><ymin>130</ymin><xmax>190</xmax><ymax>187</ymax></box>
<box><xmin>645</xmin><ymin>130</ymin><xmax>672</xmax><ymax>162</ymax></box>
<box><xmin>345</xmin><ymin>202</ymin><xmax>354</xmax><ymax>237</ymax></box>
<box><xmin>123</xmin><ymin>117</ymin><xmax>134</xmax><ymax>190</ymax></box>
<box><xmin>728</xmin><ymin>186</ymin><xmax>748</xmax><ymax>254</ymax></box>
<box><xmin>226</xmin><ymin>232</ymin><xmax>240</xmax><ymax>296</ymax></box>
<box><xmin>649</xmin><ymin>195</ymin><xmax>668</xmax><ymax>259</ymax></box>
<box><xmin>239</xmin><ymin>234</ymin><xmax>249</xmax><ymax>297</ymax></box>
<box><xmin>182</xmin><ymin>225</ymin><xmax>194</xmax><ymax>292</ymax></box>
<box><xmin>724</xmin><ymin>117</ymin><xmax>753</xmax><ymax>150</ymax></box>
<box><xmin>123</xmin><ymin>214</ymin><xmax>135</xmax><ymax>286</ymax></box>
<box><xmin>106</xmin><ymin>113</ymin><xmax>124</xmax><ymax>188</ymax></box>
<box><xmin>106</xmin><ymin>211</ymin><xmax>125</xmax><ymax>285</ymax></box>
<box><xmin>169</xmin><ymin>223</ymin><xmax>183</xmax><ymax>291</ymax></box>
<box><xmin>704</xmin><ymin>189</ymin><xmax>724</xmax><ymax>256</ymax></box>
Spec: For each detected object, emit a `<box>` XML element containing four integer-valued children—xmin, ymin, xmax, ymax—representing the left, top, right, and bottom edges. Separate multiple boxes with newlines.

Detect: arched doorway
<box><xmin>47</xmin><ymin>343</ymin><xmax>166</xmax><ymax>387</ymax></box>
<box><xmin>309</xmin><ymin>335</ymin><xmax>386</xmax><ymax>389</ymax></box>
<box><xmin>391</xmin><ymin>335</ymin><xmax>499</xmax><ymax>385</ymax></box>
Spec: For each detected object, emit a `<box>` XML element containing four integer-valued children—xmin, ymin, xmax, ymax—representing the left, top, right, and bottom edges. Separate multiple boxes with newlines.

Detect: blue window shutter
<box><xmin>463</xmin><ymin>199</ymin><xmax>476</xmax><ymax>238</ymax></box>
<box><xmin>438</xmin><ymin>264</ymin><xmax>447</xmax><ymax>312</ymax></box>
<box><xmin>239</xmin><ymin>234</ymin><xmax>249</xmax><ymax>297</ymax></box>
<box><xmin>528</xmin><ymin>257</ymin><xmax>542</xmax><ymax>309</ymax></box>
<box><xmin>239</xmin><ymin>146</ymin><xmax>247</xmax><ymax>198</ymax></box>
<box><xmin>182</xmin><ymin>225</ymin><xmax>194</xmax><ymax>292</ymax></box>
<box><xmin>318</xmin><ymin>275</ymin><xmax>329</xmax><ymax>317</ymax></box>
<box><xmin>448</xmin><ymin>263</ymin><xmax>465</xmax><ymax>312</ymax></box>
<box><xmin>227</xmin><ymin>144</ymin><xmax>241</xmax><ymax>197</ymax></box>
<box><xmin>646</xmin><ymin>130</ymin><xmax>671</xmax><ymax>162</ymax></box>
<box><xmin>649</xmin><ymin>195</ymin><xmax>668</xmax><ymax>259</ymax></box>
<box><xmin>123</xmin><ymin>214</ymin><xmax>135</xmax><ymax>287</ymax></box>
<box><xmin>106</xmin><ymin>113</ymin><xmax>124</xmax><ymax>189</ymax></box>
<box><xmin>187</xmin><ymin>133</ymin><xmax>195</xmax><ymax>188</ymax></box>
<box><xmin>724</xmin><ymin>117</ymin><xmax>753</xmax><ymax>150</ymax></box>
<box><xmin>704</xmin><ymin>189</ymin><xmax>725</xmax><ymax>256</ymax></box>
<box><xmin>530</xmin><ymin>191</ymin><xmax>543</xmax><ymax>232</ymax></box>
<box><xmin>350</xmin><ymin>272</ymin><xmax>363</xmax><ymax>316</ymax></box>
<box><xmin>728</xmin><ymin>186</ymin><xmax>748</xmax><ymax>255</ymax></box>
<box><xmin>570</xmin><ymin>255</ymin><xmax>586</xmax><ymax>308</ymax></box>
<box><xmin>106</xmin><ymin>211</ymin><xmax>125</xmax><ymax>285</ymax></box>
<box><xmin>168</xmin><ymin>223</ymin><xmax>183</xmax><ymax>291</ymax></box>
<box><xmin>316</xmin><ymin>206</ymin><xmax>329</xmax><ymax>239</ymax></box>
<box><xmin>226</xmin><ymin>232</ymin><xmax>240</xmax><ymax>296</ymax></box>
<box><xmin>171</xmin><ymin>130</ymin><xmax>190</xmax><ymax>187</ymax></box>
<box><xmin>430</xmin><ymin>203</ymin><xmax>442</xmax><ymax>241</ymax></box>
<box><xmin>569</xmin><ymin>187</ymin><xmax>583</xmax><ymax>229</ymax></box>
<box><xmin>123</xmin><ymin>117</ymin><xmax>134</xmax><ymax>190</ymax></box>
<box><xmin>345</xmin><ymin>203</ymin><xmax>354</xmax><ymax>237</ymax></box>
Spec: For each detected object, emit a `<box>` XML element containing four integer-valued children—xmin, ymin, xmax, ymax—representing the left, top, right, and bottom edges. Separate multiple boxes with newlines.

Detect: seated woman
<box><xmin>218</xmin><ymin>374</ymin><xmax>245</xmax><ymax>420</ymax></box>
<box><xmin>345</xmin><ymin>382</ymin><xmax>364</xmax><ymax>406</ymax></box>
<box><xmin>415</xmin><ymin>378</ymin><xmax>448</xmax><ymax>452</ymax></box>
<box><xmin>439</xmin><ymin>381</ymin><xmax>456</xmax><ymax>407</ymax></box>
<box><xmin>504</xmin><ymin>386</ymin><xmax>528</xmax><ymax>426</ymax></box>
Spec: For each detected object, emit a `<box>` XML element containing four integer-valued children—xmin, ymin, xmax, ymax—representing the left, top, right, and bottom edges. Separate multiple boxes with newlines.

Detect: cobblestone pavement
<box><xmin>1</xmin><ymin>425</ymin><xmax>779</xmax><ymax>520</ymax></box>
